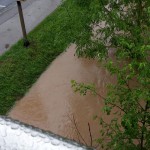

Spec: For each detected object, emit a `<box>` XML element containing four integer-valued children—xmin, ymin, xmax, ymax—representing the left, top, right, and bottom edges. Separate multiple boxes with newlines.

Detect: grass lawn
<box><xmin>0</xmin><ymin>0</ymin><xmax>88</xmax><ymax>115</ymax></box>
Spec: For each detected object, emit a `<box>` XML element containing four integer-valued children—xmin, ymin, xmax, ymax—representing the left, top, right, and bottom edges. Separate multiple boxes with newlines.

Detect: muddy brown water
<box><xmin>8</xmin><ymin>44</ymin><xmax>116</xmax><ymax>147</ymax></box>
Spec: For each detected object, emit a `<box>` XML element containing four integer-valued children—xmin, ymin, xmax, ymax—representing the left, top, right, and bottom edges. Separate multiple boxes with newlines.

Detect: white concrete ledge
<box><xmin>0</xmin><ymin>116</ymin><xmax>94</xmax><ymax>150</ymax></box>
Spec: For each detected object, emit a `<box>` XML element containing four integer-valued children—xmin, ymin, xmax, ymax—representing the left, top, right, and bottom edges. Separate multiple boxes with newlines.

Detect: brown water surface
<box><xmin>8</xmin><ymin>44</ymin><xmax>115</xmax><ymax>147</ymax></box>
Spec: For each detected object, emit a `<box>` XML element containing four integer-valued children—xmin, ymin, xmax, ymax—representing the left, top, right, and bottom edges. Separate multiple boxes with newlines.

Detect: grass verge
<box><xmin>0</xmin><ymin>0</ymin><xmax>88</xmax><ymax>115</ymax></box>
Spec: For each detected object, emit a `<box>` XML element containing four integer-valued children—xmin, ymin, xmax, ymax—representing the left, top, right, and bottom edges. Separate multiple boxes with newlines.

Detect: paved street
<box><xmin>0</xmin><ymin>0</ymin><xmax>61</xmax><ymax>54</ymax></box>
<box><xmin>0</xmin><ymin>0</ymin><xmax>16</xmax><ymax>11</ymax></box>
<box><xmin>0</xmin><ymin>0</ymin><xmax>15</xmax><ymax>5</ymax></box>
<box><xmin>0</xmin><ymin>0</ymin><xmax>35</xmax><ymax>26</ymax></box>
<box><xmin>0</xmin><ymin>0</ymin><xmax>16</xmax><ymax>7</ymax></box>
<box><xmin>0</xmin><ymin>0</ymin><xmax>16</xmax><ymax>13</ymax></box>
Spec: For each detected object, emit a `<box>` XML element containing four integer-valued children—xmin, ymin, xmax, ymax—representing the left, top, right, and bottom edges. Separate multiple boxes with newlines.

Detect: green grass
<box><xmin>0</xmin><ymin>0</ymin><xmax>88</xmax><ymax>115</ymax></box>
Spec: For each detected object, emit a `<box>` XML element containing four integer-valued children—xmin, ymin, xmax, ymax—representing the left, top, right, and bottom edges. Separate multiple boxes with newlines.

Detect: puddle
<box><xmin>8</xmin><ymin>44</ymin><xmax>116</xmax><ymax>147</ymax></box>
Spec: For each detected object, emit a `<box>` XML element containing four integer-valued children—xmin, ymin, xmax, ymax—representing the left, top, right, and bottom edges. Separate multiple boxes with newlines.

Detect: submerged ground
<box><xmin>9</xmin><ymin>44</ymin><xmax>115</xmax><ymax>147</ymax></box>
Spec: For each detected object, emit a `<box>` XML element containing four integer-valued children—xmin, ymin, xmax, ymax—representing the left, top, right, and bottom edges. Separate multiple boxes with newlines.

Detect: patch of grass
<box><xmin>0</xmin><ymin>0</ymin><xmax>88</xmax><ymax>115</ymax></box>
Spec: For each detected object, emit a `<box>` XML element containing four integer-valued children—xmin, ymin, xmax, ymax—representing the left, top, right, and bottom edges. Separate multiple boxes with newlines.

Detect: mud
<box><xmin>8</xmin><ymin>44</ymin><xmax>115</xmax><ymax>147</ymax></box>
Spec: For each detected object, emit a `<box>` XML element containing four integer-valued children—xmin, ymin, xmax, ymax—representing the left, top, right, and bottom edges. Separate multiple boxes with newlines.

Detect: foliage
<box><xmin>70</xmin><ymin>0</ymin><xmax>150</xmax><ymax>149</ymax></box>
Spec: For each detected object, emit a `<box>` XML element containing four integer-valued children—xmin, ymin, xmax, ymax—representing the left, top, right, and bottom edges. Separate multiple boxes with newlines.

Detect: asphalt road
<box><xmin>0</xmin><ymin>0</ymin><xmax>16</xmax><ymax>6</ymax></box>
<box><xmin>0</xmin><ymin>0</ymin><xmax>16</xmax><ymax>12</ymax></box>
<box><xmin>0</xmin><ymin>0</ymin><xmax>32</xmax><ymax>25</ymax></box>
<box><xmin>0</xmin><ymin>0</ymin><xmax>61</xmax><ymax>54</ymax></box>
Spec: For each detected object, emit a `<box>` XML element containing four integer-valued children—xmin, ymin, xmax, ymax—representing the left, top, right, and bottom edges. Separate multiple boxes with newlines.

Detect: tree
<box><xmin>69</xmin><ymin>0</ymin><xmax>150</xmax><ymax>149</ymax></box>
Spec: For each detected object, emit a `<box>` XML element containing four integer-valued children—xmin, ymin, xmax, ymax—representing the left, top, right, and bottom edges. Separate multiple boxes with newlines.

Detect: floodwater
<box><xmin>8</xmin><ymin>44</ymin><xmax>116</xmax><ymax>148</ymax></box>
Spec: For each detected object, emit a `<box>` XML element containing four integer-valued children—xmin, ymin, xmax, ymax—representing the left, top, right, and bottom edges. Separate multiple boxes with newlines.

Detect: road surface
<box><xmin>0</xmin><ymin>0</ymin><xmax>16</xmax><ymax>15</ymax></box>
<box><xmin>0</xmin><ymin>0</ymin><xmax>16</xmax><ymax>9</ymax></box>
<box><xmin>0</xmin><ymin>0</ymin><xmax>15</xmax><ymax>6</ymax></box>
<box><xmin>0</xmin><ymin>0</ymin><xmax>39</xmax><ymax>26</ymax></box>
<box><xmin>0</xmin><ymin>0</ymin><xmax>61</xmax><ymax>54</ymax></box>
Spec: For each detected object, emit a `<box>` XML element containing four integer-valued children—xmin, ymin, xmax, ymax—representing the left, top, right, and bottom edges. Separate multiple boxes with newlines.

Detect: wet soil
<box><xmin>8</xmin><ymin>44</ymin><xmax>115</xmax><ymax>147</ymax></box>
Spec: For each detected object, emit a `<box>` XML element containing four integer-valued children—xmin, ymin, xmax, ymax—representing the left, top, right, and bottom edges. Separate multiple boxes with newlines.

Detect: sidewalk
<box><xmin>0</xmin><ymin>0</ymin><xmax>61</xmax><ymax>54</ymax></box>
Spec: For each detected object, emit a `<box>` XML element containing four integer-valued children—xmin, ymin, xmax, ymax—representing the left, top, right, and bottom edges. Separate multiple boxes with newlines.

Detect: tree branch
<box><xmin>88</xmin><ymin>122</ymin><xmax>93</xmax><ymax>147</ymax></box>
<box><xmin>140</xmin><ymin>101</ymin><xmax>149</xmax><ymax>149</ymax></box>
